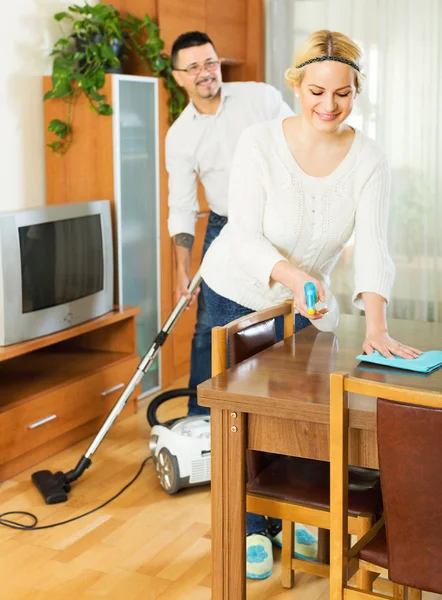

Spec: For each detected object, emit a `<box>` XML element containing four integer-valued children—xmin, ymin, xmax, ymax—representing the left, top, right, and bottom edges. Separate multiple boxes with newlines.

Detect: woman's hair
<box><xmin>285</xmin><ymin>30</ymin><xmax>365</xmax><ymax>94</ymax></box>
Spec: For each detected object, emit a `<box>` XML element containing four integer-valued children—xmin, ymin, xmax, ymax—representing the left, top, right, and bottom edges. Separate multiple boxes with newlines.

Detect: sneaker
<box><xmin>246</xmin><ymin>533</ymin><xmax>273</xmax><ymax>580</ymax></box>
<box><xmin>268</xmin><ymin>523</ymin><xmax>318</xmax><ymax>561</ymax></box>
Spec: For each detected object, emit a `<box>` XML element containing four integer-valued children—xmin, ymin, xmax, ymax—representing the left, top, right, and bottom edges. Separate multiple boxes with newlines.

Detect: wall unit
<box><xmin>44</xmin><ymin>75</ymin><xmax>161</xmax><ymax>395</ymax></box>
<box><xmin>0</xmin><ymin>307</ymin><xmax>140</xmax><ymax>481</ymax></box>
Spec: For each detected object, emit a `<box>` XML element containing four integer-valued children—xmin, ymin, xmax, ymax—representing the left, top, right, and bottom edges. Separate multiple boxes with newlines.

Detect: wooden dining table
<box><xmin>197</xmin><ymin>314</ymin><xmax>442</xmax><ymax>600</ymax></box>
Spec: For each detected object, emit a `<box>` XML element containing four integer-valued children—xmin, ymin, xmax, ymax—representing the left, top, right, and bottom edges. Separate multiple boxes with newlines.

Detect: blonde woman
<box><xmin>200</xmin><ymin>30</ymin><xmax>421</xmax><ymax>579</ymax></box>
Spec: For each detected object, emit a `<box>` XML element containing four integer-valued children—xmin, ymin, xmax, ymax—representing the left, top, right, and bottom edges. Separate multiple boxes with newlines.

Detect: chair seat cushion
<box><xmin>247</xmin><ymin>456</ymin><xmax>382</xmax><ymax>516</ymax></box>
<box><xmin>359</xmin><ymin>526</ymin><xmax>388</xmax><ymax>569</ymax></box>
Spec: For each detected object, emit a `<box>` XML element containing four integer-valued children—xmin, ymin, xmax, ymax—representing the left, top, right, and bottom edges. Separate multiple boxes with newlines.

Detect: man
<box><xmin>166</xmin><ymin>31</ymin><xmax>293</xmax><ymax>415</ymax></box>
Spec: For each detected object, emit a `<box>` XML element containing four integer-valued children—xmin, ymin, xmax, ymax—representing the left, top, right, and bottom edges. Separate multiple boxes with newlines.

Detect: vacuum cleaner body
<box><xmin>149</xmin><ymin>415</ymin><xmax>211</xmax><ymax>494</ymax></box>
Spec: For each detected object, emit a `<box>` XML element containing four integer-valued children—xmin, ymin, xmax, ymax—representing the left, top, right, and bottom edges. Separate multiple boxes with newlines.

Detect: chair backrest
<box><xmin>329</xmin><ymin>371</ymin><xmax>442</xmax><ymax>597</ymax></box>
<box><xmin>377</xmin><ymin>398</ymin><xmax>442</xmax><ymax>594</ymax></box>
<box><xmin>230</xmin><ymin>319</ymin><xmax>277</xmax><ymax>365</ymax></box>
<box><xmin>211</xmin><ymin>300</ymin><xmax>293</xmax><ymax>480</ymax></box>
<box><xmin>211</xmin><ymin>300</ymin><xmax>293</xmax><ymax>377</ymax></box>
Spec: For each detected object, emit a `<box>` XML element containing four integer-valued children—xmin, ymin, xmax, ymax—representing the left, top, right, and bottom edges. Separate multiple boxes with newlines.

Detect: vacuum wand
<box><xmin>31</xmin><ymin>271</ymin><xmax>203</xmax><ymax>504</ymax></box>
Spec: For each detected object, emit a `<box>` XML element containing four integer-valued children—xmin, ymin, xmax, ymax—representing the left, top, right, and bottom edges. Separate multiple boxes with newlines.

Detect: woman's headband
<box><xmin>296</xmin><ymin>56</ymin><xmax>360</xmax><ymax>72</ymax></box>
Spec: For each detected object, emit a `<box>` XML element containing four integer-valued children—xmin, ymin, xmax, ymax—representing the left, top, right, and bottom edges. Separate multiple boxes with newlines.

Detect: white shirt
<box><xmin>166</xmin><ymin>82</ymin><xmax>294</xmax><ymax>237</ymax></box>
<box><xmin>201</xmin><ymin>119</ymin><xmax>395</xmax><ymax>311</ymax></box>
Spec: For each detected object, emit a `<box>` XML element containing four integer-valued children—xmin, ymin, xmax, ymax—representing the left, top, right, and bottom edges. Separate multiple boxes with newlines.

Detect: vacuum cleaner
<box><xmin>31</xmin><ymin>271</ymin><xmax>203</xmax><ymax>504</ymax></box>
<box><xmin>147</xmin><ymin>391</ymin><xmax>211</xmax><ymax>495</ymax></box>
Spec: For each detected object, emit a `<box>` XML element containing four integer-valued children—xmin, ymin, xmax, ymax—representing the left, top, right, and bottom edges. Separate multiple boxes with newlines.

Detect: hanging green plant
<box><xmin>122</xmin><ymin>13</ymin><xmax>186</xmax><ymax>124</ymax></box>
<box><xmin>45</xmin><ymin>2</ymin><xmax>124</xmax><ymax>155</ymax></box>
<box><xmin>45</xmin><ymin>3</ymin><xmax>186</xmax><ymax>155</ymax></box>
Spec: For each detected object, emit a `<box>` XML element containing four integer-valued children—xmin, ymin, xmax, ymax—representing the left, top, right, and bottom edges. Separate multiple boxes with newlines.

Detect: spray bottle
<box><xmin>303</xmin><ymin>282</ymin><xmax>340</xmax><ymax>332</ymax></box>
<box><xmin>304</xmin><ymin>282</ymin><xmax>318</xmax><ymax>316</ymax></box>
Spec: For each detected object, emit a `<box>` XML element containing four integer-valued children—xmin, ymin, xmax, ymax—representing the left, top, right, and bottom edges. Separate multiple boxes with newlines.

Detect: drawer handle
<box><xmin>28</xmin><ymin>414</ymin><xmax>57</xmax><ymax>429</ymax></box>
<box><xmin>101</xmin><ymin>383</ymin><xmax>125</xmax><ymax>397</ymax></box>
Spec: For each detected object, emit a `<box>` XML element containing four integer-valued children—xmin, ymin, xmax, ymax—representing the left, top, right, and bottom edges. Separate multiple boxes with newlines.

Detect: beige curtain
<box><xmin>266</xmin><ymin>0</ymin><xmax>442</xmax><ymax>323</ymax></box>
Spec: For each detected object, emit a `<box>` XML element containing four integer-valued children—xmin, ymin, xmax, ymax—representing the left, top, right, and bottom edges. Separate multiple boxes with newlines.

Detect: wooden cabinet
<box><xmin>158</xmin><ymin>0</ymin><xmax>207</xmax><ymax>51</ymax></box>
<box><xmin>157</xmin><ymin>0</ymin><xmax>247</xmax><ymax>64</ymax></box>
<box><xmin>206</xmin><ymin>0</ymin><xmax>247</xmax><ymax>63</ymax></box>
<box><xmin>44</xmin><ymin>74</ymin><xmax>163</xmax><ymax>394</ymax></box>
<box><xmin>0</xmin><ymin>307</ymin><xmax>140</xmax><ymax>480</ymax></box>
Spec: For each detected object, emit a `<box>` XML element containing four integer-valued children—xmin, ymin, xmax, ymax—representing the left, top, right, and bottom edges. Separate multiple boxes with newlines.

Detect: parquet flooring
<box><xmin>0</xmin><ymin>377</ymin><xmax>439</xmax><ymax>599</ymax></box>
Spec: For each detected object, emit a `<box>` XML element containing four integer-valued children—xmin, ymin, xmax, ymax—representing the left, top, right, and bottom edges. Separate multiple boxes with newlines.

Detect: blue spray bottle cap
<box><xmin>304</xmin><ymin>282</ymin><xmax>317</xmax><ymax>316</ymax></box>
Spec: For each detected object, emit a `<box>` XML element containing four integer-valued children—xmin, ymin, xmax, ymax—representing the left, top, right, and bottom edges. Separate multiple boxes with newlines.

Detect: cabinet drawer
<box><xmin>97</xmin><ymin>359</ymin><xmax>140</xmax><ymax>415</ymax></box>
<box><xmin>0</xmin><ymin>357</ymin><xmax>139</xmax><ymax>463</ymax></box>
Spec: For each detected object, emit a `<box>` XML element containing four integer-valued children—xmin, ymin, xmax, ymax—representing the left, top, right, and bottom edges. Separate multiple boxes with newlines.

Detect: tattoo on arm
<box><xmin>174</xmin><ymin>233</ymin><xmax>194</xmax><ymax>251</ymax></box>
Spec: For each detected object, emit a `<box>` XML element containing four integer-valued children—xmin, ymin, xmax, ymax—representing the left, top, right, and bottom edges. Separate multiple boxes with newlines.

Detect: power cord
<box><xmin>0</xmin><ymin>456</ymin><xmax>152</xmax><ymax>531</ymax></box>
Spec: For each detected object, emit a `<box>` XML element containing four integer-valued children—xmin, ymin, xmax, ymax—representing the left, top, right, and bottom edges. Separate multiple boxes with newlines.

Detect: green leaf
<box><xmin>47</xmin><ymin>140</ymin><xmax>64</xmax><ymax>152</ymax></box>
<box><xmin>89</xmin><ymin>89</ymin><xmax>105</xmax><ymax>102</ymax></box>
<box><xmin>94</xmin><ymin>70</ymin><xmax>105</xmax><ymax>90</ymax></box>
<box><xmin>100</xmin><ymin>44</ymin><xmax>116</xmax><ymax>61</ymax></box>
<box><xmin>48</xmin><ymin>119</ymin><xmax>70</xmax><ymax>139</ymax></box>
<box><xmin>53</xmin><ymin>55</ymin><xmax>75</xmax><ymax>74</ymax></box>
<box><xmin>50</xmin><ymin>81</ymin><xmax>73</xmax><ymax>99</ymax></box>
<box><xmin>97</xmin><ymin>102</ymin><xmax>112</xmax><ymax>116</ymax></box>
<box><xmin>54</xmin><ymin>11</ymin><xmax>73</xmax><ymax>22</ymax></box>
<box><xmin>53</xmin><ymin>38</ymin><xmax>71</xmax><ymax>48</ymax></box>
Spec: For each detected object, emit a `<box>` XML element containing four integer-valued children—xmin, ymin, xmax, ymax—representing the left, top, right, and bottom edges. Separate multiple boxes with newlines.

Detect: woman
<box><xmin>200</xmin><ymin>30</ymin><xmax>421</xmax><ymax>579</ymax></box>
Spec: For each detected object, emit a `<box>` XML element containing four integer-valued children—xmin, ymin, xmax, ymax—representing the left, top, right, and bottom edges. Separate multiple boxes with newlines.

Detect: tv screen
<box><xmin>19</xmin><ymin>215</ymin><xmax>104</xmax><ymax>313</ymax></box>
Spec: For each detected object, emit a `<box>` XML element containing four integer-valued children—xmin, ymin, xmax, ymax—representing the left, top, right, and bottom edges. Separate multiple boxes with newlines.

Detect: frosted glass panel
<box><xmin>116</xmin><ymin>77</ymin><xmax>159</xmax><ymax>394</ymax></box>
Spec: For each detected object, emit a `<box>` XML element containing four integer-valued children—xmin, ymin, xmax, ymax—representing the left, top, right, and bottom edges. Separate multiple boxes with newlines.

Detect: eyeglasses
<box><xmin>174</xmin><ymin>60</ymin><xmax>220</xmax><ymax>76</ymax></box>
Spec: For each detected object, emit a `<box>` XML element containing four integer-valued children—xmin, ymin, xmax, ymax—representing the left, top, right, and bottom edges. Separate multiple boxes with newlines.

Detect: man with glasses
<box><xmin>167</xmin><ymin>31</ymin><xmax>293</xmax><ymax>415</ymax></box>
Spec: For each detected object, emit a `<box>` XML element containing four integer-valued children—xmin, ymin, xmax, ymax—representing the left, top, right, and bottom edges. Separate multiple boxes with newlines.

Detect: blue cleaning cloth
<box><xmin>356</xmin><ymin>350</ymin><xmax>442</xmax><ymax>373</ymax></box>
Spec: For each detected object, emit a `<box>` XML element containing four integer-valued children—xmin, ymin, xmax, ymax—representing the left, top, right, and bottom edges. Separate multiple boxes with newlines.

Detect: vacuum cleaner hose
<box><xmin>147</xmin><ymin>388</ymin><xmax>196</xmax><ymax>427</ymax></box>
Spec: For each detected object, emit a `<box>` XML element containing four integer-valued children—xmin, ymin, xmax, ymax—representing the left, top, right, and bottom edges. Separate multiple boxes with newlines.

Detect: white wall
<box><xmin>0</xmin><ymin>0</ymin><xmax>91</xmax><ymax>212</ymax></box>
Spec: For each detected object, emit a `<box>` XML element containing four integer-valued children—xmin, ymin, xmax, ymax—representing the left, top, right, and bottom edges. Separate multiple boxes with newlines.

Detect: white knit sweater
<box><xmin>200</xmin><ymin>119</ymin><xmax>395</xmax><ymax>311</ymax></box>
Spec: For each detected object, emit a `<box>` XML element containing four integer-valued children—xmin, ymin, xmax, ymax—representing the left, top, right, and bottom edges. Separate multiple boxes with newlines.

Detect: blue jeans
<box><xmin>187</xmin><ymin>212</ymin><xmax>228</xmax><ymax>415</ymax></box>
<box><xmin>202</xmin><ymin>282</ymin><xmax>311</xmax><ymax>535</ymax></box>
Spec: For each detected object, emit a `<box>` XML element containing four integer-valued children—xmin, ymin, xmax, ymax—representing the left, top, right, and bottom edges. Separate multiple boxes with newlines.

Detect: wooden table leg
<box><xmin>330</xmin><ymin>373</ymin><xmax>349</xmax><ymax>600</ymax></box>
<box><xmin>211</xmin><ymin>407</ymin><xmax>247</xmax><ymax>600</ymax></box>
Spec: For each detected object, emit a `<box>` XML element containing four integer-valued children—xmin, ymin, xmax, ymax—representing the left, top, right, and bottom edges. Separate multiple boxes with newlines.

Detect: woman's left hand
<box><xmin>363</xmin><ymin>331</ymin><xmax>422</xmax><ymax>359</ymax></box>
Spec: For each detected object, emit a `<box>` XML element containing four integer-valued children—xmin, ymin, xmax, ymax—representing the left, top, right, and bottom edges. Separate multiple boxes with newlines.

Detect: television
<box><xmin>0</xmin><ymin>200</ymin><xmax>114</xmax><ymax>345</ymax></box>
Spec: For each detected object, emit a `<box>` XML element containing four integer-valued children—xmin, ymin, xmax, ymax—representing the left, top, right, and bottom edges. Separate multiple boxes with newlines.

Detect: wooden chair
<box><xmin>330</xmin><ymin>371</ymin><xmax>442</xmax><ymax>600</ymax></box>
<box><xmin>211</xmin><ymin>303</ymin><xmax>383</xmax><ymax>589</ymax></box>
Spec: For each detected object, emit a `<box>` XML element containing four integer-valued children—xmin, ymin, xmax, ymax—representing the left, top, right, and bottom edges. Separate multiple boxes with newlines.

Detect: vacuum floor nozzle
<box><xmin>31</xmin><ymin>470</ymin><xmax>70</xmax><ymax>504</ymax></box>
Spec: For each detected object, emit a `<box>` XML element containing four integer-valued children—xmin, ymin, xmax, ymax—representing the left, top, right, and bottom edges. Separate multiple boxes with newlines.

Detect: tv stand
<box><xmin>0</xmin><ymin>307</ymin><xmax>141</xmax><ymax>481</ymax></box>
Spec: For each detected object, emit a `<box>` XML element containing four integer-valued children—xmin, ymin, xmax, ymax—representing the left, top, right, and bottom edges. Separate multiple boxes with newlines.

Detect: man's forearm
<box><xmin>174</xmin><ymin>233</ymin><xmax>194</xmax><ymax>273</ymax></box>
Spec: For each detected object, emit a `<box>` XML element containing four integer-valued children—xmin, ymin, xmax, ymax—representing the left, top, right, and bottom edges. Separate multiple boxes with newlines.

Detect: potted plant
<box><xmin>44</xmin><ymin>2</ymin><xmax>126</xmax><ymax>155</ymax></box>
<box><xmin>45</xmin><ymin>4</ymin><xmax>186</xmax><ymax>155</ymax></box>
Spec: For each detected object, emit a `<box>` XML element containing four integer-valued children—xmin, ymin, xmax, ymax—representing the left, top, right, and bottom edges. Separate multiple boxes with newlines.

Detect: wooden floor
<box><xmin>0</xmin><ymin>376</ymin><xmax>439</xmax><ymax>600</ymax></box>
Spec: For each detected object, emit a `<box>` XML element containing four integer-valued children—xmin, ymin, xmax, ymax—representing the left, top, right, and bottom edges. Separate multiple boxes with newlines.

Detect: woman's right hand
<box><xmin>290</xmin><ymin>269</ymin><xmax>327</xmax><ymax>320</ymax></box>
<box><xmin>271</xmin><ymin>261</ymin><xmax>328</xmax><ymax>320</ymax></box>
